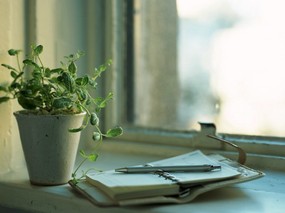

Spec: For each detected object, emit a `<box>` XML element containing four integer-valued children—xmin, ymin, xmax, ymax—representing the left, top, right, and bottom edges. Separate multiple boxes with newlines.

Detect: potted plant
<box><xmin>0</xmin><ymin>45</ymin><xmax>122</xmax><ymax>185</ymax></box>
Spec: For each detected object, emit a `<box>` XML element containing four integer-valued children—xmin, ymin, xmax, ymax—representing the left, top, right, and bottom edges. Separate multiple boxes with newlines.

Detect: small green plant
<box><xmin>0</xmin><ymin>45</ymin><xmax>123</xmax><ymax>183</ymax></box>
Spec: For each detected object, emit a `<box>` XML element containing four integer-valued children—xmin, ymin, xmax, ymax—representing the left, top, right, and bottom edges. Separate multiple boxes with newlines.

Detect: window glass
<box><xmin>130</xmin><ymin>0</ymin><xmax>285</xmax><ymax>137</ymax></box>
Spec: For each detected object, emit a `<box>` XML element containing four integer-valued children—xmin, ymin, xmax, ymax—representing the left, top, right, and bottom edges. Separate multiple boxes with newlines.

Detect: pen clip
<box><xmin>211</xmin><ymin>165</ymin><xmax>222</xmax><ymax>171</ymax></box>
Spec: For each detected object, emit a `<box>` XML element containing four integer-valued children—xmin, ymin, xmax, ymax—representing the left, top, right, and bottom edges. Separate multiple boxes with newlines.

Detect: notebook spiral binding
<box><xmin>154</xmin><ymin>170</ymin><xmax>180</xmax><ymax>183</ymax></box>
<box><xmin>144</xmin><ymin>163</ymin><xmax>181</xmax><ymax>183</ymax></box>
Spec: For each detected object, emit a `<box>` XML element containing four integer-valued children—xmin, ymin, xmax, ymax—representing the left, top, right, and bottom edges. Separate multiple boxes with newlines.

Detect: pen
<box><xmin>115</xmin><ymin>164</ymin><xmax>221</xmax><ymax>173</ymax></box>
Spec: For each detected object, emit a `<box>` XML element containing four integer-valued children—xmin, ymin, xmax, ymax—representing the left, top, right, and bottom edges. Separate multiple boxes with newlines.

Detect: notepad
<box><xmin>85</xmin><ymin>151</ymin><xmax>241</xmax><ymax>200</ymax></box>
<box><xmin>69</xmin><ymin>150</ymin><xmax>264</xmax><ymax>206</ymax></box>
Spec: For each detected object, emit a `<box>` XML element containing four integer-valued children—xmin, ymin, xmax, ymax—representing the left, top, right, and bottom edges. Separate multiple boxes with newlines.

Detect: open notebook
<box><xmin>69</xmin><ymin>150</ymin><xmax>264</xmax><ymax>207</ymax></box>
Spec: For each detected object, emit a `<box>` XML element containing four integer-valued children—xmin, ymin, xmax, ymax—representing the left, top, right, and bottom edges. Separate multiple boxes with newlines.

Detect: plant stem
<box><xmin>37</xmin><ymin>55</ymin><xmax>45</xmax><ymax>86</ymax></box>
<box><xmin>73</xmin><ymin>157</ymin><xmax>88</xmax><ymax>178</ymax></box>
<box><xmin>78</xmin><ymin>102</ymin><xmax>91</xmax><ymax>115</ymax></box>
<box><xmin>37</xmin><ymin>55</ymin><xmax>45</xmax><ymax>69</ymax></box>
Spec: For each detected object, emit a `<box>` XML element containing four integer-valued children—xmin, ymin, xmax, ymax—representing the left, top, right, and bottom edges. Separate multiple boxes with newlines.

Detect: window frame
<box><xmin>103</xmin><ymin>0</ymin><xmax>285</xmax><ymax>163</ymax></box>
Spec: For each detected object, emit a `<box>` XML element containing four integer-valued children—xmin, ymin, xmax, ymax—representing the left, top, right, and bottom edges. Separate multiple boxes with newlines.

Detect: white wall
<box><xmin>35</xmin><ymin>0</ymin><xmax>88</xmax><ymax>70</ymax></box>
<box><xmin>0</xmin><ymin>0</ymin><xmax>26</xmax><ymax>173</ymax></box>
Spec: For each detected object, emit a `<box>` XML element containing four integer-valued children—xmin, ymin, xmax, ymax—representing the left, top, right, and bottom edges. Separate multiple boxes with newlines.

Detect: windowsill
<box><xmin>1</xmin><ymin>141</ymin><xmax>285</xmax><ymax>213</ymax></box>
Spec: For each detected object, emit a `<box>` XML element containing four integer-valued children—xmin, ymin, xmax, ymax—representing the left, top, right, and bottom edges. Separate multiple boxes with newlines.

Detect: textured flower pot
<box><xmin>14</xmin><ymin>110</ymin><xmax>86</xmax><ymax>186</ymax></box>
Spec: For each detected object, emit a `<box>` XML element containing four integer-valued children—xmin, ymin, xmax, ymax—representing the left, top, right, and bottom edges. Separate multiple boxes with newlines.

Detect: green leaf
<box><xmin>85</xmin><ymin>98</ymin><xmax>91</xmax><ymax>105</ymax></box>
<box><xmin>76</xmin><ymin>88</ymin><xmax>88</xmax><ymax>101</ymax></box>
<box><xmin>10</xmin><ymin>71</ymin><xmax>18</xmax><ymax>78</ymax></box>
<box><xmin>44</xmin><ymin>68</ymin><xmax>51</xmax><ymax>77</ymax></box>
<box><xmin>94</xmin><ymin>97</ymin><xmax>104</xmax><ymax>107</ymax></box>
<box><xmin>34</xmin><ymin>45</ymin><xmax>43</xmax><ymax>55</ymax></box>
<box><xmin>23</xmin><ymin>59</ymin><xmax>34</xmax><ymax>65</ymax></box>
<box><xmin>68</xmin><ymin>61</ymin><xmax>77</xmax><ymax>74</ymax></box>
<box><xmin>42</xmin><ymin>84</ymin><xmax>53</xmax><ymax>94</ymax></box>
<box><xmin>9</xmin><ymin>82</ymin><xmax>21</xmax><ymax>90</ymax></box>
<box><xmin>106</xmin><ymin>59</ymin><xmax>112</xmax><ymax>66</ymax></box>
<box><xmin>8</xmin><ymin>49</ymin><xmax>21</xmax><ymax>56</ymax></box>
<box><xmin>79</xmin><ymin>150</ymin><xmax>98</xmax><ymax>162</ymax></box>
<box><xmin>90</xmin><ymin>113</ymin><xmax>99</xmax><ymax>126</ymax></box>
<box><xmin>75</xmin><ymin>51</ymin><xmax>84</xmax><ymax>59</ymax></box>
<box><xmin>26</xmin><ymin>79</ymin><xmax>41</xmax><ymax>92</ymax></box>
<box><xmin>23</xmin><ymin>59</ymin><xmax>41</xmax><ymax>71</ymax></box>
<box><xmin>18</xmin><ymin>96</ymin><xmax>37</xmax><ymax>110</ymax></box>
<box><xmin>69</xmin><ymin>125</ymin><xmax>85</xmax><ymax>133</ymax></box>
<box><xmin>105</xmin><ymin>126</ymin><xmax>123</xmax><ymax>137</ymax></box>
<box><xmin>48</xmin><ymin>77</ymin><xmax>58</xmax><ymax>84</ymax></box>
<box><xmin>0</xmin><ymin>97</ymin><xmax>10</xmax><ymax>104</ymax></box>
<box><xmin>94</xmin><ymin>59</ymin><xmax>112</xmax><ymax>78</ymax></box>
<box><xmin>87</xmin><ymin>153</ymin><xmax>98</xmax><ymax>162</ymax></box>
<box><xmin>92</xmin><ymin>132</ymin><xmax>101</xmax><ymax>141</ymax></box>
<box><xmin>58</xmin><ymin>72</ymin><xmax>75</xmax><ymax>92</ymax></box>
<box><xmin>95</xmin><ymin>92</ymin><xmax>113</xmax><ymax>110</ymax></box>
<box><xmin>88</xmin><ymin>78</ymin><xmax>97</xmax><ymax>88</ymax></box>
<box><xmin>52</xmin><ymin>97</ymin><xmax>72</xmax><ymax>109</ymax></box>
<box><xmin>20</xmin><ymin>89</ymin><xmax>33</xmax><ymax>96</ymax></box>
<box><xmin>50</xmin><ymin>68</ymin><xmax>64</xmax><ymax>74</ymax></box>
<box><xmin>32</xmin><ymin>70</ymin><xmax>42</xmax><ymax>78</ymax></box>
<box><xmin>75</xmin><ymin>75</ymin><xmax>89</xmax><ymax>86</ymax></box>
<box><xmin>1</xmin><ymin>63</ymin><xmax>17</xmax><ymax>71</ymax></box>
<box><xmin>9</xmin><ymin>72</ymin><xmax>24</xmax><ymax>89</ymax></box>
<box><xmin>106</xmin><ymin>92</ymin><xmax>113</xmax><ymax>99</ymax></box>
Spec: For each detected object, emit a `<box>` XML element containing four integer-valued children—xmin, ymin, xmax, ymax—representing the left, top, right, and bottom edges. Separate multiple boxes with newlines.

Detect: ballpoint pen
<box><xmin>115</xmin><ymin>164</ymin><xmax>221</xmax><ymax>173</ymax></box>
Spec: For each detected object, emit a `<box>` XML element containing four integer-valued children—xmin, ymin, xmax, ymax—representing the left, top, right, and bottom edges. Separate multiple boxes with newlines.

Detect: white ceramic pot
<box><xmin>14</xmin><ymin>110</ymin><xmax>86</xmax><ymax>185</ymax></box>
